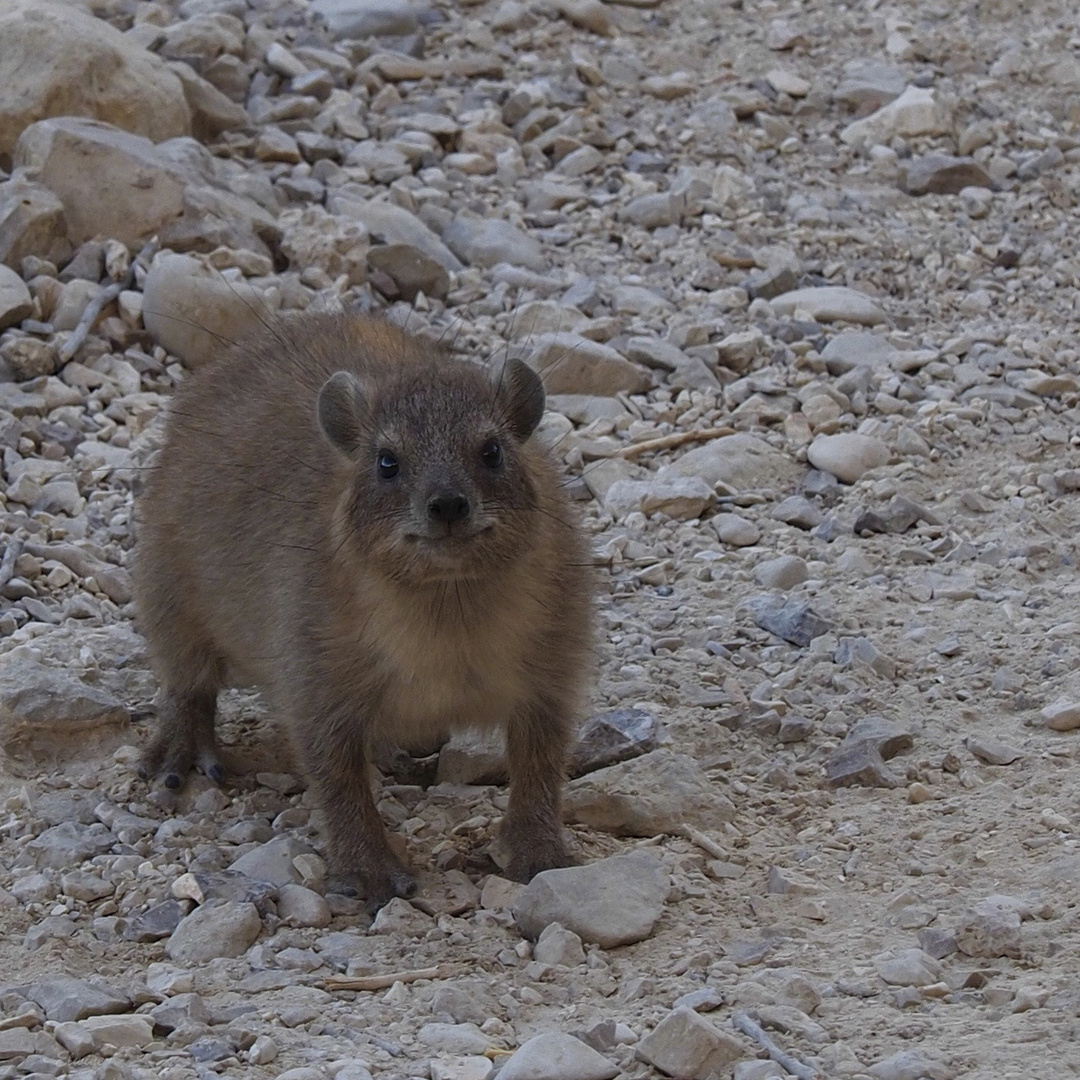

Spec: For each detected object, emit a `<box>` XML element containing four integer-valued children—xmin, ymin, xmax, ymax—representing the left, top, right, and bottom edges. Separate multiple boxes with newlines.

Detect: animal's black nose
<box><xmin>428</xmin><ymin>493</ymin><xmax>470</xmax><ymax>523</ymax></box>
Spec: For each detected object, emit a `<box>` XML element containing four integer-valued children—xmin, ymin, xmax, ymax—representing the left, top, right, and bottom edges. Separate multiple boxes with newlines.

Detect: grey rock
<box><xmin>845</xmin><ymin>715</ymin><xmax>913</xmax><ymax>759</ymax></box>
<box><xmin>15</xmin><ymin>118</ymin><xmax>186</xmax><ymax>249</ymax></box>
<box><xmin>824</xmin><ymin>741</ymin><xmax>900</xmax><ymax>789</ymax></box>
<box><xmin>734</xmin><ymin>1063</ymin><xmax>786</xmax><ymax>1080</ymax></box>
<box><xmin>277</xmin><ymin>883</ymin><xmax>332</xmax><ymax>928</ymax></box>
<box><xmin>188</xmin><ymin>1036</ymin><xmax>234</xmax><ymax>1062</ymax></box>
<box><xmin>621</xmin><ymin>192</ymin><xmax>680</xmax><ymax>229</ymax></box>
<box><xmin>868</xmin><ymin>1049</ymin><xmax>953</xmax><ymax>1080</ymax></box>
<box><xmin>142</xmin><ymin>251</ymin><xmax>271</xmax><ymax>368</ymax></box>
<box><xmin>834</xmin><ymin>59</ymin><xmax>907</xmax><ymax>110</ymax></box>
<box><xmin>1</xmin><ymin>335</ymin><xmax>59</xmax><ymax>380</ymax></box>
<box><xmin>0</xmin><ymin>263</ymin><xmax>33</xmax><ymax>330</ymax></box>
<box><xmin>917</xmin><ymin>927</ymin><xmax>958</xmax><ymax>960</ymax></box>
<box><xmin>508</xmin><ymin>299</ymin><xmax>588</xmax><ymax>339</ymax></box>
<box><xmin>956</xmin><ymin>897</ymin><xmax>1022</xmax><ymax>959</ymax></box>
<box><xmin>753</xmin><ymin>555</ymin><xmax>808</xmax><ymax>590</ymax></box>
<box><xmin>24</xmin><ymin>914</ymin><xmax>77</xmax><ymax>949</ymax></box>
<box><xmin>623</xmin><ymin>337</ymin><xmax>687</xmax><ymax>372</ymax></box>
<box><xmin>512</xmin><ymin>852</ymin><xmax>668</xmax><ymax>948</ymax></box>
<box><xmin>570</xmin><ymin>707</ymin><xmax>663</xmax><ymax>775</ymax></box>
<box><xmin>854</xmin><ymin>494</ymin><xmax>938</xmax><ymax>535</ymax></box>
<box><xmin>0</xmin><ymin>657</ymin><xmax>129</xmax><ymax>769</ymax></box>
<box><xmin>168</xmin><ymin>61</ymin><xmax>249</xmax><ymax>140</ymax></box>
<box><xmin>124</xmin><ymin>899</ymin><xmax>189</xmax><ymax>942</ymax></box>
<box><xmin>533</xmin><ymin>922</ymin><xmax>586</xmax><ymax>966</ymax></box>
<box><xmin>0</xmin><ymin>0</ymin><xmax>190</xmax><ymax>163</ymax></box>
<box><xmin>436</xmin><ymin>729</ymin><xmax>507</xmax><ymax>785</ymax></box>
<box><xmin>746</xmin><ymin>264</ymin><xmax>798</xmax><ymax>300</ymax></box>
<box><xmin>311</xmin><ymin>0</ymin><xmax>422</xmax><ymax>38</ymax></box>
<box><xmin>966</xmin><ymin>737</ymin><xmax>1022</xmax><ymax>766</ymax></box>
<box><xmin>12</xmin><ymin>872</ymin><xmax>56</xmax><ymax>903</ymax></box>
<box><xmin>902</xmin><ymin>154</ymin><xmax>992</xmax><ymax>196</ymax></box>
<box><xmin>334</xmin><ymin>197</ymin><xmax>462</xmax><ymax>272</ymax></box>
<box><xmin>20</xmin><ymin>821</ymin><xmax>114</xmax><ymax>870</ymax></box>
<box><xmin>711</xmin><ymin>513</ymin><xmax>761</xmax><ymax>547</ymax></box>
<box><xmin>673</xmin><ymin>986</ymin><xmax>724</xmax><ymax>1012</ymax></box>
<box><xmin>636</xmin><ymin>1007</ymin><xmax>746</xmax><ymax>1078</ymax></box>
<box><xmin>564</xmin><ymin>748</ymin><xmax>735</xmax><ymax>836</ymax></box>
<box><xmin>149</xmin><ymin>992</ymin><xmax>210</xmax><ymax>1032</ymax></box>
<box><xmin>834</xmin><ymin>635</ymin><xmax>896</xmax><ymax>678</ymax></box>
<box><xmin>229</xmin><ymin>835</ymin><xmax>316</xmax><ymax>886</ymax></box>
<box><xmin>444</xmin><ymin>212</ymin><xmax>545</xmax><ymax>271</ymax></box>
<box><xmin>821</xmin><ymin>331</ymin><xmax>898</xmax><ymax>375</ymax></box>
<box><xmin>840</xmin><ymin>85</ymin><xmax>950</xmax><ymax>147</ymax></box>
<box><xmin>498</xmin><ymin>1032</ymin><xmax>619</xmax><ymax>1080</ymax></box>
<box><xmin>771</xmin><ymin>286</ymin><xmax>887</xmax><ymax>326</ymax></box>
<box><xmin>0</xmin><ymin>1028</ymin><xmax>34</xmax><ymax>1062</ymax></box>
<box><xmin>0</xmin><ymin>172</ymin><xmax>70</xmax><ymax>267</ymax></box>
<box><xmin>715</xmin><ymin>327</ymin><xmax>766</xmax><ymax>371</ymax></box>
<box><xmin>746</xmin><ymin>594</ymin><xmax>832</xmax><ymax>647</ymax></box>
<box><xmin>417</xmin><ymin>1023</ymin><xmax>489</xmax><ymax>1055</ymax></box>
<box><xmin>77</xmin><ymin>1013</ymin><xmax>154</xmax><ymax>1049</ymax></box>
<box><xmin>770</xmin><ymin>495</ymin><xmax>822</xmax><ymax>530</ymax></box>
<box><xmin>367</xmin><ymin>243</ymin><xmax>450</xmax><ymax>301</ymax></box>
<box><xmin>527</xmin><ymin>333</ymin><xmax>650</xmax><ymax>396</ymax></box>
<box><xmin>612</xmin><ymin>283</ymin><xmax>672</xmax><ymax>317</ymax></box>
<box><xmin>641</xmin><ymin>476</ymin><xmax>715</xmax><ymax>520</ymax></box>
<box><xmin>874</xmin><ymin>948</ymin><xmax>942</xmax><ymax>986</ymax></box>
<box><xmin>661</xmin><ymin>433</ymin><xmax>801</xmax><ymax>493</ymax></box>
<box><xmin>808</xmin><ymin>433</ymin><xmax>889</xmax><ymax>483</ymax></box>
<box><xmin>166</xmin><ymin>900</ymin><xmax>262</xmax><ymax>962</ymax></box>
<box><xmin>370</xmin><ymin>896</ymin><xmax>435</xmax><ymax>936</ymax></box>
<box><xmin>27</xmin><ymin>978</ymin><xmax>131</xmax><ymax>1023</ymax></box>
<box><xmin>778</xmin><ymin>714</ymin><xmax>813</xmax><ymax>743</ymax></box>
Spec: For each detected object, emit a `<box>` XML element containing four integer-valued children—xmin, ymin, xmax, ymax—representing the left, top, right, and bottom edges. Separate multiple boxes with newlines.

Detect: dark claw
<box><xmin>164</xmin><ymin>773</ymin><xmax>181</xmax><ymax>790</ymax></box>
<box><xmin>400</xmin><ymin>879</ymin><xmax>418</xmax><ymax>899</ymax></box>
<box><xmin>207</xmin><ymin>763</ymin><xmax>225</xmax><ymax>783</ymax></box>
<box><xmin>137</xmin><ymin>766</ymin><xmax>150</xmax><ymax>781</ymax></box>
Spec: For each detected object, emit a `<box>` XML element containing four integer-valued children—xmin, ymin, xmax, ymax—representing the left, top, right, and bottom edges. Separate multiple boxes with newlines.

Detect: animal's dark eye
<box><xmin>377</xmin><ymin>451</ymin><xmax>399</xmax><ymax>479</ymax></box>
<box><xmin>481</xmin><ymin>439</ymin><xmax>503</xmax><ymax>469</ymax></box>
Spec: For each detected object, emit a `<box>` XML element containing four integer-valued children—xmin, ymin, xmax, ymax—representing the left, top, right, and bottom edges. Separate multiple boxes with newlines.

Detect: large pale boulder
<box><xmin>142</xmin><ymin>252</ymin><xmax>275</xmax><ymax>368</ymax></box>
<box><xmin>14</xmin><ymin>119</ymin><xmax>279</xmax><ymax>257</ymax></box>
<box><xmin>14</xmin><ymin>118</ymin><xmax>186</xmax><ymax>249</ymax></box>
<box><xmin>0</xmin><ymin>0</ymin><xmax>190</xmax><ymax>166</ymax></box>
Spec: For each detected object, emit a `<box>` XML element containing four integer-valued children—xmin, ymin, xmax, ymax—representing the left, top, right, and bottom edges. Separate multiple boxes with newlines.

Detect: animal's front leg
<box><xmin>502</xmin><ymin>697</ymin><xmax>577</xmax><ymax>881</ymax></box>
<box><xmin>299</xmin><ymin>712</ymin><xmax>417</xmax><ymax>910</ymax></box>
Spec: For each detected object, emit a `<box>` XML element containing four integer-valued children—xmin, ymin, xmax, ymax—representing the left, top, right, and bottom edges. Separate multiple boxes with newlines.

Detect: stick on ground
<box><xmin>321</xmin><ymin>964</ymin><xmax>466</xmax><ymax>992</ymax></box>
<box><xmin>732</xmin><ymin>1011</ymin><xmax>820</xmax><ymax>1080</ymax></box>
<box><xmin>616</xmin><ymin>426</ymin><xmax>735</xmax><ymax>458</ymax></box>
<box><xmin>58</xmin><ymin>238</ymin><xmax>160</xmax><ymax>364</ymax></box>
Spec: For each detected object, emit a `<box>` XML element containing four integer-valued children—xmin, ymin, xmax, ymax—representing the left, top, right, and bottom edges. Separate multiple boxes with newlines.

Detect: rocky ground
<box><xmin>1</xmin><ymin>0</ymin><xmax>1080</xmax><ymax>1077</ymax></box>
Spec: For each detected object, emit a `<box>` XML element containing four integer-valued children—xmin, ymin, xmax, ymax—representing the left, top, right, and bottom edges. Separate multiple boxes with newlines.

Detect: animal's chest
<box><xmin>368</xmin><ymin>596</ymin><xmax>530</xmax><ymax>736</ymax></box>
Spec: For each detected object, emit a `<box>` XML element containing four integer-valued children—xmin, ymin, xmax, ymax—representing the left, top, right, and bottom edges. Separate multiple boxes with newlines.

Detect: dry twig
<box><xmin>678</xmin><ymin>824</ymin><xmax>728</xmax><ymax>860</ymax></box>
<box><xmin>0</xmin><ymin>537</ymin><xmax>22</xmax><ymax>592</ymax></box>
<box><xmin>321</xmin><ymin>963</ymin><xmax>465</xmax><ymax>992</ymax></box>
<box><xmin>59</xmin><ymin>238</ymin><xmax>160</xmax><ymax>364</ymax></box>
<box><xmin>732</xmin><ymin>1011</ymin><xmax>819</xmax><ymax>1080</ymax></box>
<box><xmin>616</xmin><ymin>426</ymin><xmax>735</xmax><ymax>459</ymax></box>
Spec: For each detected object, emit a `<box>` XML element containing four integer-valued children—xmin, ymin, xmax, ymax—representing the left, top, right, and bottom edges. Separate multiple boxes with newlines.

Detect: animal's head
<box><xmin>317</xmin><ymin>349</ymin><xmax>547</xmax><ymax>583</ymax></box>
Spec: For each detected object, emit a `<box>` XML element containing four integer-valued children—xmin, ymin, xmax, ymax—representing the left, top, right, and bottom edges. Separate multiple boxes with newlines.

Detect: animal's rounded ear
<box><xmin>495</xmin><ymin>358</ymin><xmax>546</xmax><ymax>441</ymax></box>
<box><xmin>318</xmin><ymin>371</ymin><xmax>367</xmax><ymax>457</ymax></box>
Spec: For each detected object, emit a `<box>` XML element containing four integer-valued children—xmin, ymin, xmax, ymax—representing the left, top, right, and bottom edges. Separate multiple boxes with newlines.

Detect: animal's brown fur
<box><xmin>134</xmin><ymin>313</ymin><xmax>593</xmax><ymax>906</ymax></box>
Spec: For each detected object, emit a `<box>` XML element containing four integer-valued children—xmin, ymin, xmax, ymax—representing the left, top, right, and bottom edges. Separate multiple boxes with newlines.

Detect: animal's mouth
<box><xmin>405</xmin><ymin>523</ymin><xmax>495</xmax><ymax>544</ymax></box>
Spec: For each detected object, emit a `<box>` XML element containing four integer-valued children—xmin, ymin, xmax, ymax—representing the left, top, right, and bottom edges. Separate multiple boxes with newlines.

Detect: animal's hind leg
<box><xmin>140</xmin><ymin>686</ymin><xmax>223</xmax><ymax>788</ymax></box>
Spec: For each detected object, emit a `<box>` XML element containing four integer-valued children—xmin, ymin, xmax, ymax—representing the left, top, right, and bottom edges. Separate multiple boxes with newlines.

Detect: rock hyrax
<box><xmin>135</xmin><ymin>313</ymin><xmax>593</xmax><ymax>906</ymax></box>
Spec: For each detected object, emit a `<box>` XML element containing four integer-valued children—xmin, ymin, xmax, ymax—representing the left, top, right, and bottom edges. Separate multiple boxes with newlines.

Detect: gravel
<box><xmin>1</xmin><ymin>0</ymin><xmax>1079</xmax><ymax>1076</ymax></box>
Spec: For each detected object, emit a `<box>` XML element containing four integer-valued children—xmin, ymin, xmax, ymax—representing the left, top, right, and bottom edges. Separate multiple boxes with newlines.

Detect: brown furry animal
<box><xmin>135</xmin><ymin>313</ymin><xmax>593</xmax><ymax>907</ymax></box>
